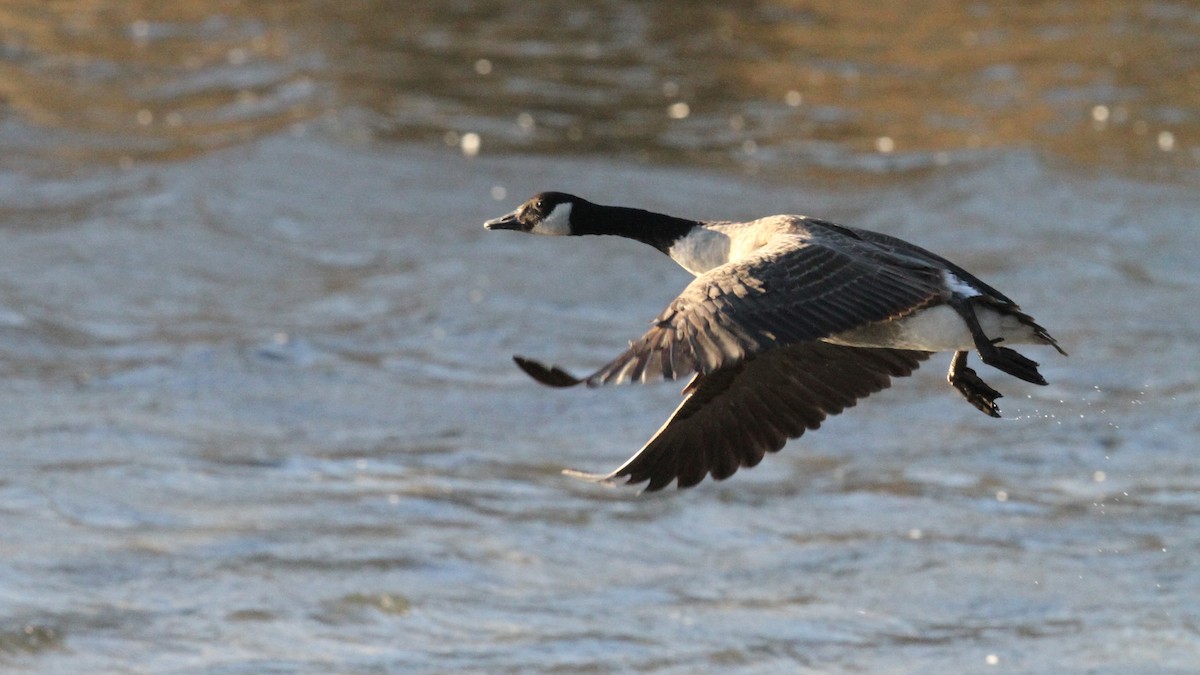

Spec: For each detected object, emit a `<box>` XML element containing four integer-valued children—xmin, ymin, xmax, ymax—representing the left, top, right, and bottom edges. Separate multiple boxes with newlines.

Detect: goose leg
<box><xmin>951</xmin><ymin>299</ymin><xmax>1047</xmax><ymax>386</ymax></box>
<box><xmin>947</xmin><ymin>350</ymin><xmax>1003</xmax><ymax>418</ymax></box>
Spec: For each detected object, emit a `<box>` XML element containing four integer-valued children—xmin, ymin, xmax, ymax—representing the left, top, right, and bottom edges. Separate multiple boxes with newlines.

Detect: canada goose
<box><xmin>485</xmin><ymin>192</ymin><xmax>1066</xmax><ymax>491</ymax></box>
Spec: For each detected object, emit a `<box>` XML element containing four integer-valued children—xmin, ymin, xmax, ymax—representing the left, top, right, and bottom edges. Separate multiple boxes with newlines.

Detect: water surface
<box><xmin>1</xmin><ymin>2</ymin><xmax>1198</xmax><ymax>673</ymax></box>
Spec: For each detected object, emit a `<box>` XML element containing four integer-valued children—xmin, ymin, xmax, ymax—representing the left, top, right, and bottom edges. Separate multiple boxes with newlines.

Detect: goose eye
<box><xmin>534</xmin><ymin>199</ymin><xmax>545</xmax><ymax>211</ymax></box>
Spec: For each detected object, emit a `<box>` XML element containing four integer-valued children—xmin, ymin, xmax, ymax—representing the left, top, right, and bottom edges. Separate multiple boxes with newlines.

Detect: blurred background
<box><xmin>2</xmin><ymin>2</ymin><xmax>1198</xmax><ymax>673</ymax></box>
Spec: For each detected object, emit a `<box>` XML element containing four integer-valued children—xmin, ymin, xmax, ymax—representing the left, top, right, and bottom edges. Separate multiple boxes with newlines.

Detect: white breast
<box><xmin>667</xmin><ymin>227</ymin><xmax>731</xmax><ymax>275</ymax></box>
<box><xmin>666</xmin><ymin>221</ymin><xmax>789</xmax><ymax>276</ymax></box>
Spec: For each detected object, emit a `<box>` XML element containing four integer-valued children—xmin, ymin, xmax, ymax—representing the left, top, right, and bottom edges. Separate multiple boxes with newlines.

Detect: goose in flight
<box><xmin>485</xmin><ymin>192</ymin><xmax>1066</xmax><ymax>491</ymax></box>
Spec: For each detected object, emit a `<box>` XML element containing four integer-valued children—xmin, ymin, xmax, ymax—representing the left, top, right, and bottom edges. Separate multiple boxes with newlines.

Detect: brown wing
<box><xmin>576</xmin><ymin>234</ymin><xmax>944</xmax><ymax>387</ymax></box>
<box><xmin>564</xmin><ymin>343</ymin><xmax>931</xmax><ymax>491</ymax></box>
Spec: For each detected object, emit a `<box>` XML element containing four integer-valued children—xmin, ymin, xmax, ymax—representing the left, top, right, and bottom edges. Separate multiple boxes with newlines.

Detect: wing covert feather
<box><xmin>582</xmin><ymin>235</ymin><xmax>944</xmax><ymax>387</ymax></box>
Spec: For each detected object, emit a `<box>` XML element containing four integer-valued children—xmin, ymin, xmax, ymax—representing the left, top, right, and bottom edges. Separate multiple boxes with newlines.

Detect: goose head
<box><xmin>484</xmin><ymin>192</ymin><xmax>581</xmax><ymax>236</ymax></box>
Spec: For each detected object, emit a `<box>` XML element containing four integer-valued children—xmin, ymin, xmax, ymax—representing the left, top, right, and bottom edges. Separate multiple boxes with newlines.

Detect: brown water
<box><xmin>2</xmin><ymin>2</ymin><xmax>1199</xmax><ymax>673</ymax></box>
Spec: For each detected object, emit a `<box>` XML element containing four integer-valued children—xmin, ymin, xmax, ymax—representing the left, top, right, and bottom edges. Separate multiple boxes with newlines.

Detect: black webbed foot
<box><xmin>948</xmin><ymin>351</ymin><xmax>1003</xmax><ymax>418</ymax></box>
<box><xmin>977</xmin><ymin>343</ymin><xmax>1047</xmax><ymax>386</ymax></box>
<box><xmin>950</xmin><ymin>298</ymin><xmax>1049</xmax><ymax>386</ymax></box>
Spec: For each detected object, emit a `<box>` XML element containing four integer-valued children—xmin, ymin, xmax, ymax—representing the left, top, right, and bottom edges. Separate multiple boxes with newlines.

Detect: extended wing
<box><xmin>517</xmin><ymin>233</ymin><xmax>945</xmax><ymax>388</ymax></box>
<box><xmin>565</xmin><ymin>343</ymin><xmax>931</xmax><ymax>490</ymax></box>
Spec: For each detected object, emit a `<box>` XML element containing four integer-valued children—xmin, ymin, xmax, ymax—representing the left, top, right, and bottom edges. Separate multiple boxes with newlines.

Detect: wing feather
<box><xmin>577</xmin><ymin>234</ymin><xmax>944</xmax><ymax>387</ymax></box>
<box><xmin>566</xmin><ymin>342</ymin><xmax>932</xmax><ymax>491</ymax></box>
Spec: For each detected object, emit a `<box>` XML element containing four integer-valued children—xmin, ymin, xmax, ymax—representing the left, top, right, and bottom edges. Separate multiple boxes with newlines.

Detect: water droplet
<box><xmin>474</xmin><ymin>58</ymin><xmax>493</xmax><ymax>76</ymax></box>
<box><xmin>461</xmin><ymin>132</ymin><xmax>481</xmax><ymax>157</ymax></box>
<box><xmin>785</xmin><ymin>90</ymin><xmax>803</xmax><ymax>106</ymax></box>
<box><xmin>667</xmin><ymin>102</ymin><xmax>690</xmax><ymax>119</ymax></box>
<box><xmin>875</xmin><ymin>136</ymin><xmax>895</xmax><ymax>153</ymax></box>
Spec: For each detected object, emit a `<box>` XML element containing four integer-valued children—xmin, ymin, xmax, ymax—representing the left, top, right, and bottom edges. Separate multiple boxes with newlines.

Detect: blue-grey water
<box><xmin>2</xmin><ymin>2</ymin><xmax>1199</xmax><ymax>673</ymax></box>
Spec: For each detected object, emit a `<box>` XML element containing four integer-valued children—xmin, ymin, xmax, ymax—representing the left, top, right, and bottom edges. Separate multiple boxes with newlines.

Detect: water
<box><xmin>2</xmin><ymin>2</ymin><xmax>1199</xmax><ymax>673</ymax></box>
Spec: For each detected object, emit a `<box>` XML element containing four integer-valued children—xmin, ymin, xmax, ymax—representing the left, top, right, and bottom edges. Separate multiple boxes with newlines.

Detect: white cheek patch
<box><xmin>531</xmin><ymin>202</ymin><xmax>573</xmax><ymax>236</ymax></box>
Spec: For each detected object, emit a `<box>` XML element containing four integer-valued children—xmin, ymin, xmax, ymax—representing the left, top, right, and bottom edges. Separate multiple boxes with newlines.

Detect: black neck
<box><xmin>570</xmin><ymin>201</ymin><xmax>700</xmax><ymax>254</ymax></box>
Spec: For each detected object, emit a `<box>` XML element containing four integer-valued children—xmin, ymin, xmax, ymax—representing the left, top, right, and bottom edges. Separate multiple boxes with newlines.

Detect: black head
<box><xmin>483</xmin><ymin>192</ymin><xmax>583</xmax><ymax>236</ymax></box>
